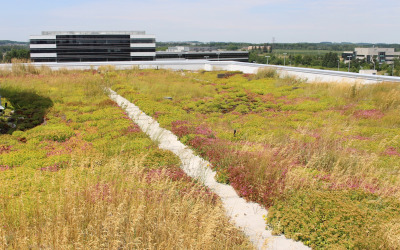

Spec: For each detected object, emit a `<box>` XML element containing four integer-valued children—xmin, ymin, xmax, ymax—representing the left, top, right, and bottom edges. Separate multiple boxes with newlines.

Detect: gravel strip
<box><xmin>107</xmin><ymin>88</ymin><xmax>310</xmax><ymax>250</ymax></box>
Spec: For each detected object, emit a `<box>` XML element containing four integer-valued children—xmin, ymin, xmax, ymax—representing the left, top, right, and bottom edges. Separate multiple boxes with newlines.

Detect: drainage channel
<box><xmin>107</xmin><ymin>88</ymin><xmax>309</xmax><ymax>250</ymax></box>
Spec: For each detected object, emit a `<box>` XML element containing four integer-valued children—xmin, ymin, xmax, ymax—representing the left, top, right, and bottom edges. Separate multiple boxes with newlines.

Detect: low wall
<box><xmin>1</xmin><ymin>60</ymin><xmax>399</xmax><ymax>84</ymax></box>
<box><xmin>209</xmin><ymin>61</ymin><xmax>400</xmax><ymax>84</ymax></box>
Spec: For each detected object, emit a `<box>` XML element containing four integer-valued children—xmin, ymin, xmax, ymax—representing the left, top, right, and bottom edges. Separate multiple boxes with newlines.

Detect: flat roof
<box><xmin>41</xmin><ymin>31</ymin><xmax>146</xmax><ymax>35</ymax></box>
<box><xmin>156</xmin><ymin>51</ymin><xmax>248</xmax><ymax>54</ymax></box>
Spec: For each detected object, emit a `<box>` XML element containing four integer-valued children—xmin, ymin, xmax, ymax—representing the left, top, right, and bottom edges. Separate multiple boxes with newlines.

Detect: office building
<box><xmin>343</xmin><ymin>47</ymin><xmax>400</xmax><ymax>64</ymax></box>
<box><xmin>30</xmin><ymin>31</ymin><xmax>248</xmax><ymax>63</ymax></box>
<box><xmin>157</xmin><ymin>46</ymin><xmax>248</xmax><ymax>62</ymax></box>
<box><xmin>30</xmin><ymin>31</ymin><xmax>156</xmax><ymax>62</ymax></box>
<box><xmin>156</xmin><ymin>51</ymin><xmax>248</xmax><ymax>62</ymax></box>
<box><xmin>166</xmin><ymin>46</ymin><xmax>215</xmax><ymax>52</ymax></box>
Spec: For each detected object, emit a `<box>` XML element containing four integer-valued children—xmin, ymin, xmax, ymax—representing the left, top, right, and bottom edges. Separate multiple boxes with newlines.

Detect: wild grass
<box><xmin>0</xmin><ymin>69</ymin><xmax>253</xmax><ymax>249</ymax></box>
<box><xmin>0</xmin><ymin>155</ymin><xmax>251</xmax><ymax>249</ymax></box>
<box><xmin>253</xmin><ymin>67</ymin><xmax>278</xmax><ymax>79</ymax></box>
<box><xmin>3</xmin><ymin>65</ymin><xmax>399</xmax><ymax>248</ymax></box>
<box><xmin>110</xmin><ymin>69</ymin><xmax>400</xmax><ymax>248</ymax></box>
<box><xmin>112</xmin><ymin>69</ymin><xmax>216</xmax><ymax>101</ymax></box>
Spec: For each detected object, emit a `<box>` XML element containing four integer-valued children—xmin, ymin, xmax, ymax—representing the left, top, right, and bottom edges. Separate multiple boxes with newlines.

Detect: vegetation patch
<box><xmin>267</xmin><ymin>190</ymin><xmax>398</xmax><ymax>249</ymax></box>
<box><xmin>111</xmin><ymin>69</ymin><xmax>400</xmax><ymax>248</ymax></box>
<box><xmin>0</xmin><ymin>67</ymin><xmax>252</xmax><ymax>249</ymax></box>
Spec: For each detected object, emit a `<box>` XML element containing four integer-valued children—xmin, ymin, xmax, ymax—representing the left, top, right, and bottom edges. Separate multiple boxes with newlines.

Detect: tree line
<box><xmin>249</xmin><ymin>51</ymin><xmax>400</xmax><ymax>76</ymax></box>
<box><xmin>157</xmin><ymin>41</ymin><xmax>400</xmax><ymax>52</ymax></box>
<box><xmin>249</xmin><ymin>51</ymin><xmax>341</xmax><ymax>67</ymax></box>
<box><xmin>0</xmin><ymin>42</ymin><xmax>30</xmax><ymax>63</ymax></box>
<box><xmin>1</xmin><ymin>48</ymin><xmax>30</xmax><ymax>62</ymax></box>
<box><xmin>268</xmin><ymin>43</ymin><xmax>400</xmax><ymax>52</ymax></box>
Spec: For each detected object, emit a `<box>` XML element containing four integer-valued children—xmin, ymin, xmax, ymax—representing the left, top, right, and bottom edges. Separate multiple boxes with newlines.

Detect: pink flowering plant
<box><xmin>112</xmin><ymin>69</ymin><xmax>400</xmax><ymax>248</ymax></box>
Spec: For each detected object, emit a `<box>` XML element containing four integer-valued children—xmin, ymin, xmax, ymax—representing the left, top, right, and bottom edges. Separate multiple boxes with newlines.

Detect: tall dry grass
<box><xmin>253</xmin><ymin>68</ymin><xmax>279</xmax><ymax>80</ymax></box>
<box><xmin>0</xmin><ymin>155</ymin><xmax>252</xmax><ymax>249</ymax></box>
<box><xmin>0</xmin><ymin>62</ymin><xmax>54</xmax><ymax>77</ymax></box>
<box><xmin>0</xmin><ymin>69</ymin><xmax>253</xmax><ymax>249</ymax></box>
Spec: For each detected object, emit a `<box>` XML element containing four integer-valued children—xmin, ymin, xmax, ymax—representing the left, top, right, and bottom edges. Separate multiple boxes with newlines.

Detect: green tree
<box><xmin>3</xmin><ymin>48</ymin><xmax>30</xmax><ymax>62</ymax></box>
<box><xmin>322</xmin><ymin>52</ymin><xmax>339</xmax><ymax>68</ymax></box>
<box><xmin>293</xmin><ymin>55</ymin><xmax>303</xmax><ymax>65</ymax></box>
<box><xmin>226</xmin><ymin>44</ymin><xmax>239</xmax><ymax>50</ymax></box>
<box><xmin>248</xmin><ymin>51</ymin><xmax>260</xmax><ymax>63</ymax></box>
<box><xmin>302</xmin><ymin>55</ymin><xmax>313</xmax><ymax>66</ymax></box>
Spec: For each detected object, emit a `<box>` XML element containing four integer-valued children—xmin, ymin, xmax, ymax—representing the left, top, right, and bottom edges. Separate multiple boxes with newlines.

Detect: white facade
<box><xmin>130</xmin><ymin>34</ymin><xmax>156</xmax><ymax>58</ymax></box>
<box><xmin>166</xmin><ymin>46</ymin><xmax>190</xmax><ymax>52</ymax></box>
<box><xmin>130</xmin><ymin>52</ymin><xmax>157</xmax><ymax>57</ymax></box>
<box><xmin>30</xmin><ymin>53</ymin><xmax>57</xmax><ymax>58</ymax></box>
<box><xmin>29</xmin><ymin>35</ymin><xmax>56</xmax><ymax>40</ymax></box>
<box><xmin>355</xmin><ymin>47</ymin><xmax>400</xmax><ymax>64</ymax></box>
<box><xmin>130</xmin><ymin>34</ymin><xmax>155</xmax><ymax>39</ymax></box>
<box><xmin>130</xmin><ymin>43</ymin><xmax>156</xmax><ymax>48</ymax></box>
<box><xmin>30</xmin><ymin>44</ymin><xmax>57</xmax><ymax>49</ymax></box>
<box><xmin>359</xmin><ymin>69</ymin><xmax>378</xmax><ymax>75</ymax></box>
<box><xmin>30</xmin><ymin>31</ymin><xmax>156</xmax><ymax>62</ymax></box>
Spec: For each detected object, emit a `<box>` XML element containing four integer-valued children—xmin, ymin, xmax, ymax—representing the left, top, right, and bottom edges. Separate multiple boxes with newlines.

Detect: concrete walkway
<box><xmin>107</xmin><ymin>88</ymin><xmax>309</xmax><ymax>250</ymax></box>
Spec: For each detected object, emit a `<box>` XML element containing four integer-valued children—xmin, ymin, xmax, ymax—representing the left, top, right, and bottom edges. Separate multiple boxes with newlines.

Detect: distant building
<box><xmin>157</xmin><ymin>46</ymin><xmax>248</xmax><ymax>62</ymax></box>
<box><xmin>166</xmin><ymin>46</ymin><xmax>215</xmax><ymax>52</ymax></box>
<box><xmin>247</xmin><ymin>45</ymin><xmax>272</xmax><ymax>52</ymax></box>
<box><xmin>342</xmin><ymin>51</ymin><xmax>354</xmax><ymax>63</ymax></box>
<box><xmin>30</xmin><ymin>31</ymin><xmax>156</xmax><ymax>62</ymax></box>
<box><xmin>156</xmin><ymin>51</ymin><xmax>248</xmax><ymax>62</ymax></box>
<box><xmin>342</xmin><ymin>47</ymin><xmax>400</xmax><ymax>64</ymax></box>
<box><xmin>359</xmin><ymin>69</ymin><xmax>378</xmax><ymax>75</ymax></box>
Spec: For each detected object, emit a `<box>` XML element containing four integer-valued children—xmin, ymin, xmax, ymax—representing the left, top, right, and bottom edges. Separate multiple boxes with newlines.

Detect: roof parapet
<box><xmin>41</xmin><ymin>31</ymin><xmax>146</xmax><ymax>35</ymax></box>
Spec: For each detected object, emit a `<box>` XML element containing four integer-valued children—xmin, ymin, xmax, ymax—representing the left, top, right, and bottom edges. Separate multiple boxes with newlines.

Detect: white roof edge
<box><xmin>30</xmin><ymin>35</ymin><xmax>56</xmax><ymax>40</ymax></box>
<box><xmin>30</xmin><ymin>44</ymin><xmax>57</xmax><ymax>49</ymax></box>
<box><xmin>130</xmin><ymin>52</ymin><xmax>156</xmax><ymax>57</ymax></box>
<box><xmin>130</xmin><ymin>43</ymin><xmax>156</xmax><ymax>47</ymax></box>
<box><xmin>130</xmin><ymin>34</ymin><xmax>156</xmax><ymax>39</ymax></box>
<box><xmin>42</xmin><ymin>31</ymin><xmax>146</xmax><ymax>35</ymax></box>
<box><xmin>30</xmin><ymin>53</ymin><xmax>57</xmax><ymax>58</ymax></box>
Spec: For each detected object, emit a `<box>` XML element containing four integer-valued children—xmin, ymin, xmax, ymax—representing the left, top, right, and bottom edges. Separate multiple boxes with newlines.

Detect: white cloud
<box><xmin>1</xmin><ymin>0</ymin><xmax>399</xmax><ymax>42</ymax></box>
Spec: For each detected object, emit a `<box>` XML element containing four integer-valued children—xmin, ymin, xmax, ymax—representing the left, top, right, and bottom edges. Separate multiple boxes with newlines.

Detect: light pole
<box><xmin>0</xmin><ymin>94</ymin><xmax>3</xmax><ymax>115</ymax></box>
<box><xmin>265</xmin><ymin>56</ymin><xmax>270</xmax><ymax>65</ymax></box>
<box><xmin>289</xmin><ymin>61</ymin><xmax>291</xmax><ymax>67</ymax></box>
<box><xmin>347</xmin><ymin>56</ymin><xmax>352</xmax><ymax>72</ymax></box>
<box><xmin>217</xmin><ymin>52</ymin><xmax>220</xmax><ymax>61</ymax></box>
<box><xmin>283</xmin><ymin>53</ymin><xmax>287</xmax><ymax>66</ymax></box>
<box><xmin>337</xmin><ymin>60</ymin><xmax>340</xmax><ymax>71</ymax></box>
<box><xmin>393</xmin><ymin>63</ymin><xmax>395</xmax><ymax>76</ymax></box>
<box><xmin>371</xmin><ymin>57</ymin><xmax>375</xmax><ymax>70</ymax></box>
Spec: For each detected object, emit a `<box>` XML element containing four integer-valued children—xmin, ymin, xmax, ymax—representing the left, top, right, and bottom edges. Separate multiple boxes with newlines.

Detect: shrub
<box><xmin>235</xmin><ymin>104</ymin><xmax>250</xmax><ymax>114</ymax></box>
<box><xmin>25</xmin><ymin>124</ymin><xmax>75</xmax><ymax>142</ymax></box>
<box><xmin>267</xmin><ymin>189</ymin><xmax>398</xmax><ymax>249</ymax></box>
<box><xmin>254</xmin><ymin>68</ymin><xmax>278</xmax><ymax>79</ymax></box>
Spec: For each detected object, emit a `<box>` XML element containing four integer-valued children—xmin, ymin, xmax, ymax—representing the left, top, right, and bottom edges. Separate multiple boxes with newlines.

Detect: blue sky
<box><xmin>1</xmin><ymin>0</ymin><xmax>399</xmax><ymax>43</ymax></box>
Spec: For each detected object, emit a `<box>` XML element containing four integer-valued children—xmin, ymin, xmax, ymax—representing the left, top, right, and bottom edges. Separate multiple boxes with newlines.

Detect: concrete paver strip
<box><xmin>107</xmin><ymin>88</ymin><xmax>310</xmax><ymax>250</ymax></box>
